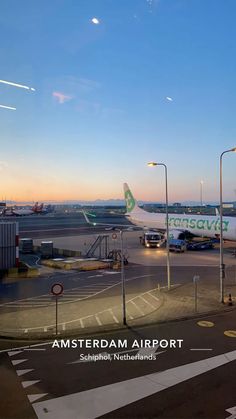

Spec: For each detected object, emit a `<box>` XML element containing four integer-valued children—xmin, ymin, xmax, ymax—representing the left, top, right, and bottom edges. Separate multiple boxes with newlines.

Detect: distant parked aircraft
<box><xmin>0</xmin><ymin>202</ymin><xmax>50</xmax><ymax>216</ymax></box>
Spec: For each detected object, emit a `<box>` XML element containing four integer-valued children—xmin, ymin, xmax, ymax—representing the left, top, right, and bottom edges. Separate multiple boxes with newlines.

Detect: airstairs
<box><xmin>85</xmin><ymin>235</ymin><xmax>109</xmax><ymax>259</ymax></box>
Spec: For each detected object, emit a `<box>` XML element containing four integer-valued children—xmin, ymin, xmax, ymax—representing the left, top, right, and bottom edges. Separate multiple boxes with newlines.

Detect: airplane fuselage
<box><xmin>126</xmin><ymin>211</ymin><xmax>236</xmax><ymax>241</ymax></box>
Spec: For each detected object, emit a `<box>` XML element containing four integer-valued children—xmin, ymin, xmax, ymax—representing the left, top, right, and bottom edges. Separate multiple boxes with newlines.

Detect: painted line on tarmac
<box><xmin>139</xmin><ymin>295</ymin><xmax>156</xmax><ymax>311</ymax></box>
<box><xmin>148</xmin><ymin>292</ymin><xmax>160</xmax><ymax>302</ymax></box>
<box><xmin>109</xmin><ymin>309</ymin><xmax>119</xmax><ymax>324</ymax></box>
<box><xmin>0</xmin><ymin>342</ymin><xmax>53</xmax><ymax>354</ymax></box>
<box><xmin>224</xmin><ymin>330</ymin><xmax>236</xmax><ymax>337</ymax></box>
<box><xmin>129</xmin><ymin>300</ymin><xmax>145</xmax><ymax>316</ymax></box>
<box><xmin>197</xmin><ymin>321</ymin><xmax>215</xmax><ymax>328</ymax></box>
<box><xmin>95</xmin><ymin>315</ymin><xmax>102</xmax><ymax>326</ymax></box>
<box><xmin>32</xmin><ymin>350</ymin><xmax>236</xmax><ymax>418</ymax></box>
<box><xmin>3</xmin><ymin>275</ymin><xmax>154</xmax><ymax>333</ymax></box>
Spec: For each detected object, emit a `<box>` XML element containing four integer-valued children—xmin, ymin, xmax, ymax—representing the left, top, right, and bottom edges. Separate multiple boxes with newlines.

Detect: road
<box><xmin>1</xmin><ymin>310</ymin><xmax>236</xmax><ymax>418</ymax></box>
<box><xmin>1</xmin><ymin>263</ymin><xmax>236</xmax><ymax>337</ymax></box>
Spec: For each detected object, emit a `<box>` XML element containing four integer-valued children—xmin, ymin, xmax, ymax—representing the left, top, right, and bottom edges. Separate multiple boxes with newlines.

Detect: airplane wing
<box><xmin>81</xmin><ymin>210</ymin><xmax>141</xmax><ymax>230</ymax></box>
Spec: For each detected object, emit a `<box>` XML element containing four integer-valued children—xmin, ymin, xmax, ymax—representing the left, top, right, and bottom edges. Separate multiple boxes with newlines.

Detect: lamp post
<box><xmin>220</xmin><ymin>147</ymin><xmax>236</xmax><ymax>303</ymax></box>
<box><xmin>114</xmin><ymin>228</ymin><xmax>126</xmax><ymax>325</ymax></box>
<box><xmin>148</xmin><ymin>162</ymin><xmax>170</xmax><ymax>290</ymax></box>
<box><xmin>200</xmin><ymin>180</ymin><xmax>204</xmax><ymax>207</ymax></box>
<box><xmin>120</xmin><ymin>229</ymin><xmax>126</xmax><ymax>325</ymax></box>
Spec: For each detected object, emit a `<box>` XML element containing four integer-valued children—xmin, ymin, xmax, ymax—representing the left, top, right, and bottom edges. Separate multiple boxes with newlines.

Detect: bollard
<box><xmin>193</xmin><ymin>275</ymin><xmax>200</xmax><ymax>313</ymax></box>
<box><xmin>228</xmin><ymin>293</ymin><xmax>233</xmax><ymax>306</ymax></box>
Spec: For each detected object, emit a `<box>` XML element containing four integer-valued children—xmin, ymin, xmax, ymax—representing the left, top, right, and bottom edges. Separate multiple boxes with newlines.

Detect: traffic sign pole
<box><xmin>51</xmin><ymin>283</ymin><xmax>63</xmax><ymax>335</ymax></box>
<box><xmin>56</xmin><ymin>297</ymin><xmax>58</xmax><ymax>335</ymax></box>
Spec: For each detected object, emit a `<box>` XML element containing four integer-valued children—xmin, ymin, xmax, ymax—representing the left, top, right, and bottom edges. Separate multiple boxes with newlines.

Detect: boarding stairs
<box><xmin>86</xmin><ymin>235</ymin><xmax>109</xmax><ymax>259</ymax></box>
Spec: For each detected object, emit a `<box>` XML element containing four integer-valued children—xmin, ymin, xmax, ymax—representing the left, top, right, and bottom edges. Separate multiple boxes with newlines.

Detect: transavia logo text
<box><xmin>168</xmin><ymin>217</ymin><xmax>229</xmax><ymax>232</ymax></box>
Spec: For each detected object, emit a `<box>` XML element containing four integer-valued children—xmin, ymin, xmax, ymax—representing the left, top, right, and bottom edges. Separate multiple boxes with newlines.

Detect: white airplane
<box><xmin>123</xmin><ymin>183</ymin><xmax>236</xmax><ymax>241</ymax></box>
<box><xmin>83</xmin><ymin>183</ymin><xmax>236</xmax><ymax>241</ymax></box>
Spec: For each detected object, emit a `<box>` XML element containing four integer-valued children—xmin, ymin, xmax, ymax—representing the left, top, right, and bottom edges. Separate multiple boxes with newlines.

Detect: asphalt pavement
<box><xmin>1</xmin><ymin>310</ymin><xmax>236</xmax><ymax>418</ymax></box>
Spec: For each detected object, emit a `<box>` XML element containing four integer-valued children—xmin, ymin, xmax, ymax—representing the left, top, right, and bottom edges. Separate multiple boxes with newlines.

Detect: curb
<box><xmin>1</xmin><ymin>303</ymin><xmax>235</xmax><ymax>342</ymax></box>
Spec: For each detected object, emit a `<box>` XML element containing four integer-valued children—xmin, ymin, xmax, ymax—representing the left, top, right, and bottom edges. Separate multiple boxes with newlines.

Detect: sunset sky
<box><xmin>0</xmin><ymin>0</ymin><xmax>236</xmax><ymax>203</ymax></box>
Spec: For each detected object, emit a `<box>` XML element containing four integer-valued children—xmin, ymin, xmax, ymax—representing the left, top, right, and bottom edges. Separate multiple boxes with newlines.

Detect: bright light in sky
<box><xmin>166</xmin><ymin>97</ymin><xmax>173</xmax><ymax>102</ymax></box>
<box><xmin>91</xmin><ymin>17</ymin><xmax>100</xmax><ymax>24</ymax></box>
<box><xmin>0</xmin><ymin>104</ymin><xmax>16</xmax><ymax>111</ymax></box>
<box><xmin>0</xmin><ymin>79</ymin><xmax>35</xmax><ymax>91</ymax></box>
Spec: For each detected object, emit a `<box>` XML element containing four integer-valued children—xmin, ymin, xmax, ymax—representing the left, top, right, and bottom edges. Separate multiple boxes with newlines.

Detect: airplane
<box><xmin>84</xmin><ymin>183</ymin><xmax>236</xmax><ymax>241</ymax></box>
<box><xmin>124</xmin><ymin>183</ymin><xmax>236</xmax><ymax>241</ymax></box>
<box><xmin>1</xmin><ymin>202</ymin><xmax>46</xmax><ymax>216</ymax></box>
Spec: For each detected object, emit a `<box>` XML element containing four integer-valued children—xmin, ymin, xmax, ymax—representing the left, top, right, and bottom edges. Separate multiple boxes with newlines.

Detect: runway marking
<box><xmin>0</xmin><ymin>274</ymin><xmax>152</xmax><ymax>308</ymax></box>
<box><xmin>11</xmin><ymin>359</ymin><xmax>27</xmax><ymax>366</ymax></box>
<box><xmin>129</xmin><ymin>300</ymin><xmax>145</xmax><ymax>316</ymax></box>
<box><xmin>197</xmin><ymin>321</ymin><xmax>215</xmax><ymax>328</ymax></box>
<box><xmin>226</xmin><ymin>405</ymin><xmax>236</xmax><ymax>419</ymax></box>
<box><xmin>126</xmin><ymin>309</ymin><xmax>134</xmax><ymax>320</ymax></box>
<box><xmin>8</xmin><ymin>350</ymin><xmax>23</xmax><ymax>356</ymax></box>
<box><xmin>139</xmin><ymin>295</ymin><xmax>156</xmax><ymax>310</ymax></box>
<box><xmin>1</xmin><ymin>342</ymin><xmax>51</xmax><ymax>354</ymax></box>
<box><xmin>32</xmin><ymin>350</ymin><xmax>236</xmax><ymax>418</ymax></box>
<box><xmin>147</xmin><ymin>292</ymin><xmax>160</xmax><ymax>302</ymax></box>
<box><xmin>109</xmin><ymin>309</ymin><xmax>119</xmax><ymax>324</ymax></box>
<box><xmin>224</xmin><ymin>330</ymin><xmax>236</xmax><ymax>338</ymax></box>
<box><xmin>80</xmin><ymin>319</ymin><xmax>84</xmax><ymax>329</ymax></box>
<box><xmin>22</xmin><ymin>380</ymin><xmax>40</xmax><ymax>388</ymax></box>
<box><xmin>16</xmin><ymin>369</ymin><xmax>34</xmax><ymax>377</ymax></box>
<box><xmin>95</xmin><ymin>315</ymin><xmax>102</xmax><ymax>326</ymax></box>
<box><xmin>28</xmin><ymin>394</ymin><xmax>48</xmax><ymax>403</ymax></box>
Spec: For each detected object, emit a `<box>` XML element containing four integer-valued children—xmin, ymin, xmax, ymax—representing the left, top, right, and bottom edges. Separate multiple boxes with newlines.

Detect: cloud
<box><xmin>53</xmin><ymin>91</ymin><xmax>73</xmax><ymax>104</ymax></box>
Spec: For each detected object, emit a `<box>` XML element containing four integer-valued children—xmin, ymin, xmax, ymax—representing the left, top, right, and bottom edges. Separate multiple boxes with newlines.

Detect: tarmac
<box><xmin>1</xmin><ymin>231</ymin><xmax>236</xmax><ymax>340</ymax></box>
<box><xmin>0</xmin><ymin>268</ymin><xmax>235</xmax><ymax>340</ymax></box>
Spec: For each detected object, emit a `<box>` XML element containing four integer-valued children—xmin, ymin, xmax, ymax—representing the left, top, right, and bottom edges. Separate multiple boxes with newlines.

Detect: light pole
<box><xmin>220</xmin><ymin>147</ymin><xmax>236</xmax><ymax>303</ymax></box>
<box><xmin>148</xmin><ymin>162</ymin><xmax>170</xmax><ymax>290</ymax></box>
<box><xmin>120</xmin><ymin>229</ymin><xmax>126</xmax><ymax>325</ymax></box>
<box><xmin>200</xmin><ymin>180</ymin><xmax>204</xmax><ymax>207</ymax></box>
<box><xmin>114</xmin><ymin>229</ymin><xmax>126</xmax><ymax>325</ymax></box>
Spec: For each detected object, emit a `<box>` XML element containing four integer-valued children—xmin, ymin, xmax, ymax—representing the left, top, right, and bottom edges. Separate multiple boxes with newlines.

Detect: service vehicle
<box><xmin>140</xmin><ymin>231</ymin><xmax>164</xmax><ymax>248</ymax></box>
<box><xmin>169</xmin><ymin>239</ymin><xmax>187</xmax><ymax>253</ymax></box>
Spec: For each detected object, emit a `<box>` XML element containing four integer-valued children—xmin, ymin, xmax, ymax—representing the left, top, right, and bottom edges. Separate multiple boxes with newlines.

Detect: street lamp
<box><xmin>200</xmin><ymin>180</ymin><xmax>204</xmax><ymax>207</ymax></box>
<box><xmin>219</xmin><ymin>147</ymin><xmax>236</xmax><ymax>303</ymax></box>
<box><xmin>148</xmin><ymin>162</ymin><xmax>170</xmax><ymax>290</ymax></box>
<box><xmin>114</xmin><ymin>229</ymin><xmax>126</xmax><ymax>325</ymax></box>
<box><xmin>119</xmin><ymin>229</ymin><xmax>126</xmax><ymax>325</ymax></box>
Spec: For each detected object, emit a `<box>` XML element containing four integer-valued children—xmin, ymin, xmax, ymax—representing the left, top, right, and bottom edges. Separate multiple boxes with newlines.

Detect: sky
<box><xmin>0</xmin><ymin>0</ymin><xmax>236</xmax><ymax>204</ymax></box>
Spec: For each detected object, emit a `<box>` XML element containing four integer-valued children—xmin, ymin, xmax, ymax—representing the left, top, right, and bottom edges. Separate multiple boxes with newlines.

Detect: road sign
<box><xmin>51</xmin><ymin>283</ymin><xmax>63</xmax><ymax>296</ymax></box>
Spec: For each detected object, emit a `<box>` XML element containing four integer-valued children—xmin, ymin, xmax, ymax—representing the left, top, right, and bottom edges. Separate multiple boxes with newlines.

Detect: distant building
<box><xmin>173</xmin><ymin>202</ymin><xmax>181</xmax><ymax>207</ymax></box>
